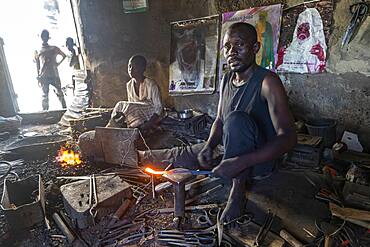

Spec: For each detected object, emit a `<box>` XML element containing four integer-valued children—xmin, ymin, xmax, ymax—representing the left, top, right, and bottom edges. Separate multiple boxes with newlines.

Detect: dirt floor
<box><xmin>1</xmin><ymin>123</ymin><xmax>370</xmax><ymax>247</ymax></box>
<box><xmin>0</xmin><ymin>123</ymin><xmax>227</xmax><ymax>247</ymax></box>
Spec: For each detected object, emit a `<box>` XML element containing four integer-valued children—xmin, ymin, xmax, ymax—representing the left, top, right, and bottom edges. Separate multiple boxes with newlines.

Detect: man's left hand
<box><xmin>212</xmin><ymin>157</ymin><xmax>244</xmax><ymax>180</ymax></box>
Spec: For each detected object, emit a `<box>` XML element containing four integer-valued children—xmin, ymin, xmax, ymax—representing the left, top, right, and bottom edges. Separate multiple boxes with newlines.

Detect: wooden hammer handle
<box><xmin>113</xmin><ymin>198</ymin><xmax>133</xmax><ymax>220</ymax></box>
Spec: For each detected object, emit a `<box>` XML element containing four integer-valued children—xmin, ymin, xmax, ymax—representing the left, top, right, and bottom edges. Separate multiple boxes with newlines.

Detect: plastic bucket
<box><xmin>305</xmin><ymin>118</ymin><xmax>337</xmax><ymax>147</ymax></box>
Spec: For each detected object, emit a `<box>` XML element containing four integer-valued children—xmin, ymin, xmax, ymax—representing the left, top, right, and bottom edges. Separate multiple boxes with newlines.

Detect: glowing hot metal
<box><xmin>144</xmin><ymin>167</ymin><xmax>165</xmax><ymax>175</ymax></box>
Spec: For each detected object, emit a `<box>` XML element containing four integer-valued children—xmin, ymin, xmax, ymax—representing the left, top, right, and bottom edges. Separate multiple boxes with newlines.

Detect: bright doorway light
<box><xmin>0</xmin><ymin>0</ymin><xmax>79</xmax><ymax>113</ymax></box>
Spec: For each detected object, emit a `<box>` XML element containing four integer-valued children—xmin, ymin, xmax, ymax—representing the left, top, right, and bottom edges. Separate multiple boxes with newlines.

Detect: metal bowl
<box><xmin>177</xmin><ymin>109</ymin><xmax>193</xmax><ymax>120</ymax></box>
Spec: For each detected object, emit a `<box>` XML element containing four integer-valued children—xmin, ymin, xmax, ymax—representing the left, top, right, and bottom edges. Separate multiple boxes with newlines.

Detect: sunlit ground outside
<box><xmin>0</xmin><ymin>0</ymin><xmax>78</xmax><ymax>113</ymax></box>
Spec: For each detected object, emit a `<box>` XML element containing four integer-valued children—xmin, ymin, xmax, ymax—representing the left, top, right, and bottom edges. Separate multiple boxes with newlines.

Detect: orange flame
<box><xmin>144</xmin><ymin>167</ymin><xmax>165</xmax><ymax>175</ymax></box>
<box><xmin>56</xmin><ymin>147</ymin><xmax>82</xmax><ymax>168</ymax></box>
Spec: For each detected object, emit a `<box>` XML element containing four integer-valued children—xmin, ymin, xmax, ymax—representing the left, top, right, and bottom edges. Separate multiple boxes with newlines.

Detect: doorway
<box><xmin>0</xmin><ymin>0</ymin><xmax>81</xmax><ymax>113</ymax></box>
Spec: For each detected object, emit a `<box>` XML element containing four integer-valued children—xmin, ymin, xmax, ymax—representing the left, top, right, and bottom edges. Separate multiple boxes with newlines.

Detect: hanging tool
<box><xmin>342</xmin><ymin>1</ymin><xmax>368</xmax><ymax>47</ymax></box>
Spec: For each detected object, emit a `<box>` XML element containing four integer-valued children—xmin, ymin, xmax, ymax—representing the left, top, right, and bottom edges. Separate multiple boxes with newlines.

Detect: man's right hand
<box><xmin>197</xmin><ymin>145</ymin><xmax>214</xmax><ymax>169</ymax></box>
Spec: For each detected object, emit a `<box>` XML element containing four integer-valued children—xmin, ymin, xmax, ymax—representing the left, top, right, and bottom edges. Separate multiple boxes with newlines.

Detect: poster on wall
<box><xmin>220</xmin><ymin>4</ymin><xmax>283</xmax><ymax>78</ymax></box>
<box><xmin>169</xmin><ymin>15</ymin><xmax>220</xmax><ymax>95</ymax></box>
<box><xmin>276</xmin><ymin>8</ymin><xmax>327</xmax><ymax>74</ymax></box>
<box><xmin>122</xmin><ymin>0</ymin><xmax>148</xmax><ymax>13</ymax></box>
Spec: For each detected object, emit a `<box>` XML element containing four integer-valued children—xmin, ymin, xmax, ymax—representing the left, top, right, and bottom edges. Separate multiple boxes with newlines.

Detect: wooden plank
<box><xmin>330</xmin><ymin>203</ymin><xmax>370</xmax><ymax>221</ymax></box>
<box><xmin>228</xmin><ymin>220</ymin><xmax>284</xmax><ymax>247</ymax></box>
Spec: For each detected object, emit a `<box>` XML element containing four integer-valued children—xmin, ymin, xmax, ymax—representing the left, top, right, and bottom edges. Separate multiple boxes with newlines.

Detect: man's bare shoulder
<box><xmin>264</xmin><ymin>70</ymin><xmax>282</xmax><ymax>83</ymax></box>
<box><xmin>261</xmin><ymin>70</ymin><xmax>286</xmax><ymax>98</ymax></box>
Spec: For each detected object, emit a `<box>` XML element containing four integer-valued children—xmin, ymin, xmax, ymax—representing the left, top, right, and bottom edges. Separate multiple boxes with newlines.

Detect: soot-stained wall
<box><xmin>77</xmin><ymin>0</ymin><xmax>212</xmax><ymax>108</ymax></box>
<box><xmin>281</xmin><ymin>0</ymin><xmax>370</xmax><ymax>149</ymax></box>
<box><xmin>78</xmin><ymin>0</ymin><xmax>370</xmax><ymax>148</ymax></box>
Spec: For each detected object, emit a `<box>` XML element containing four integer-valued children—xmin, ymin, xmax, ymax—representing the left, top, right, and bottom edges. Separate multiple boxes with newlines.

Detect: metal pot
<box><xmin>177</xmin><ymin>109</ymin><xmax>193</xmax><ymax>120</ymax></box>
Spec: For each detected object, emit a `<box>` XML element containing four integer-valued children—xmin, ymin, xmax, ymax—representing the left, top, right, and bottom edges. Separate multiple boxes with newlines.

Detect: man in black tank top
<box><xmin>197</xmin><ymin>23</ymin><xmax>297</xmax><ymax>225</ymax></box>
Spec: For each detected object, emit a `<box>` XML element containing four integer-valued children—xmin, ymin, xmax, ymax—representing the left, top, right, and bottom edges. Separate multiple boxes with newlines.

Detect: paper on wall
<box><xmin>276</xmin><ymin>8</ymin><xmax>327</xmax><ymax>73</ymax></box>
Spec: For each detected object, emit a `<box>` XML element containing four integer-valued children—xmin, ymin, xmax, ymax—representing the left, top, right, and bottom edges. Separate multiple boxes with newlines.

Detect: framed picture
<box><xmin>122</xmin><ymin>0</ymin><xmax>148</xmax><ymax>13</ymax></box>
<box><xmin>169</xmin><ymin>15</ymin><xmax>220</xmax><ymax>95</ymax></box>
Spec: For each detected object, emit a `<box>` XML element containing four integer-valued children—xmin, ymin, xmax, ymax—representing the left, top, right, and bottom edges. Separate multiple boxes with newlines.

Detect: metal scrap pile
<box><xmin>51</xmin><ymin>166</ymin><xmax>234</xmax><ymax>247</ymax></box>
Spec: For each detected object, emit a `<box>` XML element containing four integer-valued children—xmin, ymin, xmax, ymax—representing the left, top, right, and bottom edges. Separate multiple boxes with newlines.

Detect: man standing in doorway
<box><xmin>35</xmin><ymin>29</ymin><xmax>66</xmax><ymax>110</ymax></box>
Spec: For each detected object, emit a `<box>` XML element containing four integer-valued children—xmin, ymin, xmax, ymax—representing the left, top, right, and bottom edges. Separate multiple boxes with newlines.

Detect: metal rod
<box><xmin>151</xmin><ymin>175</ymin><xmax>155</xmax><ymax>199</ymax></box>
<box><xmin>89</xmin><ymin>174</ymin><xmax>98</xmax><ymax>224</ymax></box>
<box><xmin>174</xmin><ymin>182</ymin><xmax>186</xmax><ymax>217</ymax></box>
<box><xmin>185</xmin><ymin>184</ymin><xmax>223</xmax><ymax>205</ymax></box>
<box><xmin>158</xmin><ymin>203</ymin><xmax>219</xmax><ymax>214</ymax></box>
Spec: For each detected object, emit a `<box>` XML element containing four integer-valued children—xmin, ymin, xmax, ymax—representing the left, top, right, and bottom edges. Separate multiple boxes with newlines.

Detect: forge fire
<box><xmin>56</xmin><ymin>146</ymin><xmax>82</xmax><ymax>168</ymax></box>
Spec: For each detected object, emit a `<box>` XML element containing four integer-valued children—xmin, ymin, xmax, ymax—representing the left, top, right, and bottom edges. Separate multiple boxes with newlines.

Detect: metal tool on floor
<box><xmin>217</xmin><ymin>208</ymin><xmax>224</xmax><ymax>246</ymax></box>
<box><xmin>316</xmin><ymin>219</ymin><xmax>345</xmax><ymax>247</ymax></box>
<box><xmin>342</xmin><ymin>1</ymin><xmax>369</xmax><ymax>47</ymax></box>
<box><xmin>99</xmin><ymin>223</ymin><xmax>149</xmax><ymax>245</ymax></box>
<box><xmin>185</xmin><ymin>184</ymin><xmax>223</xmax><ymax>205</ymax></box>
<box><xmin>212</xmin><ymin>210</ymin><xmax>253</xmax><ymax>246</ymax></box>
<box><xmin>89</xmin><ymin>174</ymin><xmax>98</xmax><ymax>223</ymax></box>
<box><xmin>157</xmin><ymin>229</ymin><xmax>216</xmax><ymax>247</ymax></box>
<box><xmin>197</xmin><ymin>209</ymin><xmax>214</xmax><ymax>226</ymax></box>
<box><xmin>254</xmin><ymin>210</ymin><xmax>275</xmax><ymax>246</ymax></box>
<box><xmin>206</xmin><ymin>212</ymin><xmax>253</xmax><ymax>231</ymax></box>
<box><xmin>315</xmin><ymin>188</ymin><xmax>342</xmax><ymax>205</ymax></box>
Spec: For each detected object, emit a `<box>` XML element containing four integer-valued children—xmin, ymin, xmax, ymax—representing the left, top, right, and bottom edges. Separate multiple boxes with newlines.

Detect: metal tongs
<box><xmin>254</xmin><ymin>210</ymin><xmax>275</xmax><ymax>246</ymax></box>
